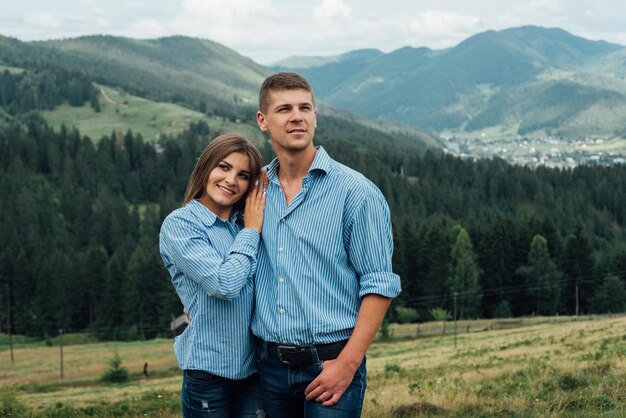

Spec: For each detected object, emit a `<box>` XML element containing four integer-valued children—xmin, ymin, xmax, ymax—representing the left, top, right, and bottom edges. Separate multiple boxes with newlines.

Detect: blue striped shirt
<box><xmin>251</xmin><ymin>146</ymin><xmax>401</xmax><ymax>346</ymax></box>
<box><xmin>159</xmin><ymin>199</ymin><xmax>259</xmax><ymax>379</ymax></box>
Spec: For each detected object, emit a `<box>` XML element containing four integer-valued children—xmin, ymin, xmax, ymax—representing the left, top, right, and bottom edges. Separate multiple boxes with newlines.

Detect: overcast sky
<box><xmin>1</xmin><ymin>0</ymin><xmax>625</xmax><ymax>65</ymax></box>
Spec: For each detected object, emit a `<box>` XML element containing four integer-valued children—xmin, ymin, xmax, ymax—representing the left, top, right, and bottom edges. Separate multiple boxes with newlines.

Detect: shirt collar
<box><xmin>187</xmin><ymin>199</ymin><xmax>239</xmax><ymax>228</ymax></box>
<box><xmin>266</xmin><ymin>145</ymin><xmax>331</xmax><ymax>181</ymax></box>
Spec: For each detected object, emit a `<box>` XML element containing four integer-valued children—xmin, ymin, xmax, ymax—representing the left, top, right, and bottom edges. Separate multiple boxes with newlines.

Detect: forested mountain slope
<box><xmin>278</xmin><ymin>26</ymin><xmax>626</xmax><ymax>139</ymax></box>
<box><xmin>1</xmin><ymin>32</ymin><xmax>625</xmax><ymax>340</ymax></box>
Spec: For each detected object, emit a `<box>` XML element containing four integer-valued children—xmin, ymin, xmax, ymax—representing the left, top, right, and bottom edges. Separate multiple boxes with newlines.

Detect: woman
<box><xmin>159</xmin><ymin>134</ymin><xmax>266</xmax><ymax>418</ymax></box>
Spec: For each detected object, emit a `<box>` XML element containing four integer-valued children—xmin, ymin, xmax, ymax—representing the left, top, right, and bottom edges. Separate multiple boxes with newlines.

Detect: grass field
<box><xmin>40</xmin><ymin>85</ymin><xmax>265</xmax><ymax>145</ymax></box>
<box><xmin>1</xmin><ymin>315</ymin><xmax>624</xmax><ymax>417</ymax></box>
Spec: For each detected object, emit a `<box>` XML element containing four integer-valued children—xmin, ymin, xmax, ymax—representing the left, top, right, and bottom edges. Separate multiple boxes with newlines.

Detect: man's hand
<box><xmin>304</xmin><ymin>357</ymin><xmax>360</xmax><ymax>406</ymax></box>
<box><xmin>304</xmin><ymin>294</ymin><xmax>392</xmax><ymax>406</ymax></box>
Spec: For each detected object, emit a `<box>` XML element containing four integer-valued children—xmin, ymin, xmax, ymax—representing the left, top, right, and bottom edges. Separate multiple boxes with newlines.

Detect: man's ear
<box><xmin>256</xmin><ymin>111</ymin><xmax>267</xmax><ymax>131</ymax></box>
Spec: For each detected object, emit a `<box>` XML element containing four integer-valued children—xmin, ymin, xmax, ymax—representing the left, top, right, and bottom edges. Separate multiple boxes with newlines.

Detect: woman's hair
<box><xmin>258</xmin><ymin>72</ymin><xmax>315</xmax><ymax>114</ymax></box>
<box><xmin>183</xmin><ymin>134</ymin><xmax>262</xmax><ymax>210</ymax></box>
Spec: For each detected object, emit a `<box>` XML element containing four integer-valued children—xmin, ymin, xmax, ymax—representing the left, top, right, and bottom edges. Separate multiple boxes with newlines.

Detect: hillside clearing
<box><xmin>2</xmin><ymin>315</ymin><xmax>624</xmax><ymax>417</ymax></box>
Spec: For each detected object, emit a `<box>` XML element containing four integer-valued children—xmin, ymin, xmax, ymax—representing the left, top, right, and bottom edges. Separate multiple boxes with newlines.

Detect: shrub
<box><xmin>396</xmin><ymin>306</ymin><xmax>420</xmax><ymax>324</ymax></box>
<box><xmin>100</xmin><ymin>351</ymin><xmax>130</xmax><ymax>384</ymax></box>
<box><xmin>429</xmin><ymin>307</ymin><xmax>451</xmax><ymax>321</ymax></box>
<box><xmin>0</xmin><ymin>386</ymin><xmax>28</xmax><ymax>417</ymax></box>
<box><xmin>493</xmin><ymin>300</ymin><xmax>512</xmax><ymax>318</ymax></box>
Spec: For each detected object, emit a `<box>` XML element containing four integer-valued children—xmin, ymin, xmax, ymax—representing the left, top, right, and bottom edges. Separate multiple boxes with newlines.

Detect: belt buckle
<box><xmin>276</xmin><ymin>345</ymin><xmax>299</xmax><ymax>365</ymax></box>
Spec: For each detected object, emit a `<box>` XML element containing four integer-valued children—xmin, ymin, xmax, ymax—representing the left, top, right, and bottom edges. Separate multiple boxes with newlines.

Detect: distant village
<box><xmin>441</xmin><ymin>134</ymin><xmax>626</xmax><ymax>169</ymax></box>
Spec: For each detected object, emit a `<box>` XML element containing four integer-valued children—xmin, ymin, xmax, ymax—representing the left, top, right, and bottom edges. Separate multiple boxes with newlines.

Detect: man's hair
<box><xmin>183</xmin><ymin>134</ymin><xmax>262</xmax><ymax>210</ymax></box>
<box><xmin>258</xmin><ymin>72</ymin><xmax>315</xmax><ymax>114</ymax></box>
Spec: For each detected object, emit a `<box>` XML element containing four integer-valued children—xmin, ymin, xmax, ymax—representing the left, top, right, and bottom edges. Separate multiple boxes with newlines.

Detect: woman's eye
<box><xmin>239</xmin><ymin>173</ymin><xmax>250</xmax><ymax>181</ymax></box>
<box><xmin>219</xmin><ymin>164</ymin><xmax>229</xmax><ymax>171</ymax></box>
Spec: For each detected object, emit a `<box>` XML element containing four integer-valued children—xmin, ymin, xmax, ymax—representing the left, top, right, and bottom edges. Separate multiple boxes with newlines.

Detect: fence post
<box><xmin>7</xmin><ymin>283</ymin><xmax>14</xmax><ymax>366</ymax></box>
<box><xmin>59</xmin><ymin>328</ymin><xmax>64</xmax><ymax>380</ymax></box>
<box><xmin>453</xmin><ymin>292</ymin><xmax>458</xmax><ymax>349</ymax></box>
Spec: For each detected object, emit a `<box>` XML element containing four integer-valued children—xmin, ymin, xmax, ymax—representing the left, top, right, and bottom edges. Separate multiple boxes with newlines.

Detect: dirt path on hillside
<box><xmin>99</xmin><ymin>87</ymin><xmax>128</xmax><ymax>108</ymax></box>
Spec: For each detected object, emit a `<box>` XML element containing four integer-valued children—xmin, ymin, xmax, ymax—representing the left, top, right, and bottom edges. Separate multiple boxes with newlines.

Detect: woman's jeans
<box><xmin>181</xmin><ymin>369</ymin><xmax>264</xmax><ymax>418</ymax></box>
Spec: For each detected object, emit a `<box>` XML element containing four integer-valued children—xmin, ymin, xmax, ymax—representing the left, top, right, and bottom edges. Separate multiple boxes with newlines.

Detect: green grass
<box><xmin>0</xmin><ymin>64</ymin><xmax>25</xmax><ymax>74</ymax></box>
<box><xmin>40</xmin><ymin>84</ymin><xmax>266</xmax><ymax>144</ymax></box>
<box><xmin>2</xmin><ymin>315</ymin><xmax>625</xmax><ymax>417</ymax></box>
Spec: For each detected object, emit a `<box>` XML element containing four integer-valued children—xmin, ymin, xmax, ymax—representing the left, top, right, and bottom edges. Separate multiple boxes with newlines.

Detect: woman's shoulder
<box><xmin>161</xmin><ymin>204</ymin><xmax>204</xmax><ymax>234</ymax></box>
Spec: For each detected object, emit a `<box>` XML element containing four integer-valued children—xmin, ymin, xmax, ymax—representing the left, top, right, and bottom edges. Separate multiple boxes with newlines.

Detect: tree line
<box><xmin>1</xmin><ymin>117</ymin><xmax>625</xmax><ymax>341</ymax></box>
<box><xmin>0</xmin><ymin>65</ymin><xmax>98</xmax><ymax>116</ymax></box>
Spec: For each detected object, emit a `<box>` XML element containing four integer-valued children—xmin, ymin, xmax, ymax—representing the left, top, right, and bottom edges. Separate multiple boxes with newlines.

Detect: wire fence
<box><xmin>380</xmin><ymin>312</ymin><xmax>626</xmax><ymax>339</ymax></box>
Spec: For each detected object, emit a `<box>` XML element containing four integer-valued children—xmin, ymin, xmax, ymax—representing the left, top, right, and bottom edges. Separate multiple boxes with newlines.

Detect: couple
<box><xmin>160</xmin><ymin>72</ymin><xmax>401</xmax><ymax>418</ymax></box>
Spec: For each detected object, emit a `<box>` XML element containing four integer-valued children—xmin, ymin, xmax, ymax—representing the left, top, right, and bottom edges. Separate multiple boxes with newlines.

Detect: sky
<box><xmin>1</xmin><ymin>0</ymin><xmax>626</xmax><ymax>65</ymax></box>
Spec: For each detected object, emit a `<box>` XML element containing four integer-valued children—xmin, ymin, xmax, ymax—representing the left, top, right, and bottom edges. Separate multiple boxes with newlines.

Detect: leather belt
<box><xmin>259</xmin><ymin>338</ymin><xmax>348</xmax><ymax>366</ymax></box>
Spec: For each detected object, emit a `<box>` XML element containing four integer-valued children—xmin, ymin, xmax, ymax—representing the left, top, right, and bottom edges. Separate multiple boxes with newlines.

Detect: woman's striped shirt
<box><xmin>160</xmin><ymin>199</ymin><xmax>259</xmax><ymax>379</ymax></box>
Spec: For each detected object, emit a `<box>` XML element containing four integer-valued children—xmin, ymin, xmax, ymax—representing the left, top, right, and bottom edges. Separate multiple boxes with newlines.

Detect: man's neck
<box><xmin>274</xmin><ymin>146</ymin><xmax>317</xmax><ymax>205</ymax></box>
<box><xmin>275</xmin><ymin>146</ymin><xmax>317</xmax><ymax>185</ymax></box>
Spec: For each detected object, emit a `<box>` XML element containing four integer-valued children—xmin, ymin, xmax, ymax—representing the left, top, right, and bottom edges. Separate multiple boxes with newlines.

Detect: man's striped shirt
<box><xmin>252</xmin><ymin>146</ymin><xmax>401</xmax><ymax>346</ymax></box>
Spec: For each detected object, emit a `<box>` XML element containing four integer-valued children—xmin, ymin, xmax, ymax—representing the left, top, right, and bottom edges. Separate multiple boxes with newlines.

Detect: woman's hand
<box><xmin>243</xmin><ymin>182</ymin><xmax>265</xmax><ymax>233</ymax></box>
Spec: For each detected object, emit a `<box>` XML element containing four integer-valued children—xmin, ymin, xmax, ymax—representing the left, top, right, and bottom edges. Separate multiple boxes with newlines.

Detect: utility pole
<box><xmin>575</xmin><ymin>285</ymin><xmax>579</xmax><ymax>317</ymax></box>
<box><xmin>453</xmin><ymin>292</ymin><xmax>458</xmax><ymax>349</ymax></box>
<box><xmin>7</xmin><ymin>283</ymin><xmax>14</xmax><ymax>366</ymax></box>
<box><xmin>59</xmin><ymin>328</ymin><xmax>64</xmax><ymax>379</ymax></box>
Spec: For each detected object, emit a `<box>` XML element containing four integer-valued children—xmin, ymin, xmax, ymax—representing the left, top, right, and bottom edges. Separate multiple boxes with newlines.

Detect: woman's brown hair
<box><xmin>183</xmin><ymin>134</ymin><xmax>262</xmax><ymax>210</ymax></box>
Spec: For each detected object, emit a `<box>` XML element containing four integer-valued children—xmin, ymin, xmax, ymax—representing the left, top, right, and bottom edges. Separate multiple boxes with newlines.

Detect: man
<box><xmin>252</xmin><ymin>72</ymin><xmax>401</xmax><ymax>417</ymax></box>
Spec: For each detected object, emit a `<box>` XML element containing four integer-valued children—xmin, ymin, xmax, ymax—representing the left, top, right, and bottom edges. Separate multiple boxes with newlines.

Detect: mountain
<box><xmin>0</xmin><ymin>34</ymin><xmax>438</xmax><ymax>151</ymax></box>
<box><xmin>276</xmin><ymin>26</ymin><xmax>626</xmax><ymax>139</ymax></box>
<box><xmin>272</xmin><ymin>48</ymin><xmax>384</xmax><ymax>69</ymax></box>
<box><xmin>40</xmin><ymin>35</ymin><xmax>270</xmax><ymax>107</ymax></box>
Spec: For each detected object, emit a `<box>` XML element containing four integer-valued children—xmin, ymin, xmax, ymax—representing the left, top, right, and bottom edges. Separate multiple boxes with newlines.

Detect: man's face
<box><xmin>256</xmin><ymin>88</ymin><xmax>317</xmax><ymax>154</ymax></box>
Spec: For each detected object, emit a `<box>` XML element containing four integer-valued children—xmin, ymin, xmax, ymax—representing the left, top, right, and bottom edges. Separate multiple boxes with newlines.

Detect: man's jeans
<box><xmin>181</xmin><ymin>370</ymin><xmax>264</xmax><ymax>418</ymax></box>
<box><xmin>254</xmin><ymin>343</ymin><xmax>367</xmax><ymax>418</ymax></box>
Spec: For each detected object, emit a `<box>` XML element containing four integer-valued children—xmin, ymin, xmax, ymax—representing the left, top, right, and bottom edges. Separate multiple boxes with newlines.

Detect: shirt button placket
<box><xmin>276</xmin><ymin>210</ymin><xmax>287</xmax><ymax>338</ymax></box>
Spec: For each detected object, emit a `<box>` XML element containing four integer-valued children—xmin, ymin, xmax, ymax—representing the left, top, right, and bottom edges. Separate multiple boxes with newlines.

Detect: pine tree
<box><xmin>561</xmin><ymin>226</ymin><xmax>595</xmax><ymax>315</ymax></box>
<box><xmin>448</xmin><ymin>226</ymin><xmax>482</xmax><ymax>319</ymax></box>
<box><xmin>517</xmin><ymin>234</ymin><xmax>563</xmax><ymax>316</ymax></box>
<box><xmin>591</xmin><ymin>275</ymin><xmax>626</xmax><ymax>314</ymax></box>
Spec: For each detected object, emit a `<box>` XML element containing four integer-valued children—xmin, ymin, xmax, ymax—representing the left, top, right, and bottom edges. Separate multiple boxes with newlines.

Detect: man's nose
<box><xmin>290</xmin><ymin>108</ymin><xmax>303</xmax><ymax>121</ymax></box>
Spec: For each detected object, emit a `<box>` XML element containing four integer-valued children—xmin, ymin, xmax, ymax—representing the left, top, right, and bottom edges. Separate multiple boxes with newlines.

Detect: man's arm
<box><xmin>304</xmin><ymin>293</ymin><xmax>391</xmax><ymax>406</ymax></box>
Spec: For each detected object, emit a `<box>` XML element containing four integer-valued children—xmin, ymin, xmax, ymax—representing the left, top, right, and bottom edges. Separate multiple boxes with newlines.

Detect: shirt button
<box><xmin>279</xmin><ymin>278</ymin><xmax>284</xmax><ymax>283</ymax></box>
<box><xmin>279</xmin><ymin>308</ymin><xmax>285</xmax><ymax>314</ymax></box>
<box><xmin>281</xmin><ymin>339</ymin><xmax>288</xmax><ymax>344</ymax></box>
<box><xmin>278</xmin><ymin>247</ymin><xmax>284</xmax><ymax>252</ymax></box>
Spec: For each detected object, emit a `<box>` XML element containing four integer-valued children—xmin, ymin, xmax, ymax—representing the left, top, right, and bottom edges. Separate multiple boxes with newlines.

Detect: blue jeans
<box><xmin>254</xmin><ymin>343</ymin><xmax>367</xmax><ymax>418</ymax></box>
<box><xmin>181</xmin><ymin>370</ymin><xmax>265</xmax><ymax>418</ymax></box>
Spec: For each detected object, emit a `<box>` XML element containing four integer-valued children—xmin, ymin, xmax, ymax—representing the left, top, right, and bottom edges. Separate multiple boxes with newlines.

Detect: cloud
<box><xmin>181</xmin><ymin>0</ymin><xmax>270</xmax><ymax>18</ymax></box>
<box><xmin>5</xmin><ymin>0</ymin><xmax>626</xmax><ymax>63</ymax></box>
<box><xmin>407</xmin><ymin>10</ymin><xmax>481</xmax><ymax>47</ymax></box>
<box><xmin>24</xmin><ymin>12</ymin><xmax>62</xmax><ymax>29</ymax></box>
<box><xmin>313</xmin><ymin>0</ymin><xmax>352</xmax><ymax>19</ymax></box>
<box><xmin>128</xmin><ymin>17</ymin><xmax>167</xmax><ymax>39</ymax></box>
<box><xmin>409</xmin><ymin>10</ymin><xmax>480</xmax><ymax>35</ymax></box>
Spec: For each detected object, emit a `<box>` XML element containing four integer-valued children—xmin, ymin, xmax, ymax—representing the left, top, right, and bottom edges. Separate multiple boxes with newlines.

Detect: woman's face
<box><xmin>198</xmin><ymin>151</ymin><xmax>252</xmax><ymax>219</ymax></box>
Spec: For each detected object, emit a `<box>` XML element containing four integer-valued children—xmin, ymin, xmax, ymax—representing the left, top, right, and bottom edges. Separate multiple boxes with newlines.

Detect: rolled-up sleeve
<box><xmin>348</xmin><ymin>192</ymin><xmax>402</xmax><ymax>299</ymax></box>
<box><xmin>160</xmin><ymin>215</ymin><xmax>259</xmax><ymax>300</ymax></box>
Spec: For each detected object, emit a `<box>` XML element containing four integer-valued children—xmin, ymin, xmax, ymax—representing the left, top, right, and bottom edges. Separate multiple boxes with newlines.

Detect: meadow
<box><xmin>1</xmin><ymin>315</ymin><xmax>624</xmax><ymax>417</ymax></box>
<box><xmin>40</xmin><ymin>85</ymin><xmax>264</xmax><ymax>144</ymax></box>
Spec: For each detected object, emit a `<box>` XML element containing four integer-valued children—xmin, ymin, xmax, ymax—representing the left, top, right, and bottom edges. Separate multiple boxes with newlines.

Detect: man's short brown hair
<box><xmin>258</xmin><ymin>72</ymin><xmax>315</xmax><ymax>114</ymax></box>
